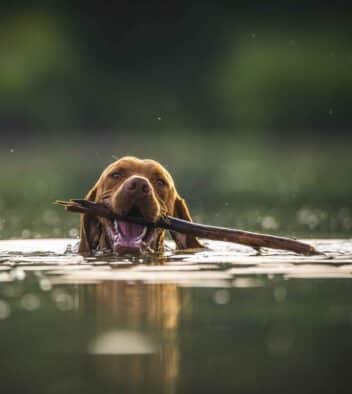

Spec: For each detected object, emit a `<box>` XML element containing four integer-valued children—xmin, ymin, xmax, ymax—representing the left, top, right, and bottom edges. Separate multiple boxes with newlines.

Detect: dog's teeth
<box><xmin>141</xmin><ymin>226</ymin><xmax>148</xmax><ymax>238</ymax></box>
<box><xmin>136</xmin><ymin>226</ymin><xmax>148</xmax><ymax>240</ymax></box>
<box><xmin>113</xmin><ymin>220</ymin><xmax>118</xmax><ymax>232</ymax></box>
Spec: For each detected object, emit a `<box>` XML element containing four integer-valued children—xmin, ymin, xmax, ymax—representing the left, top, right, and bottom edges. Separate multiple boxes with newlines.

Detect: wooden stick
<box><xmin>55</xmin><ymin>199</ymin><xmax>321</xmax><ymax>255</ymax></box>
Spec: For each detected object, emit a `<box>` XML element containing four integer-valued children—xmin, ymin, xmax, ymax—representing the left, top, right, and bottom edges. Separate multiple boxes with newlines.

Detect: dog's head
<box><xmin>79</xmin><ymin>156</ymin><xmax>201</xmax><ymax>255</ymax></box>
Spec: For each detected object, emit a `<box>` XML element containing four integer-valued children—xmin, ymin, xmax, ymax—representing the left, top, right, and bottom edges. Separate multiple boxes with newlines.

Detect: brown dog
<box><xmin>79</xmin><ymin>156</ymin><xmax>201</xmax><ymax>255</ymax></box>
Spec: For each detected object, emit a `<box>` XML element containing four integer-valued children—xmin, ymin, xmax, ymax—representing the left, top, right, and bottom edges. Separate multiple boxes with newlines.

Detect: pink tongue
<box><xmin>118</xmin><ymin>221</ymin><xmax>144</xmax><ymax>239</ymax></box>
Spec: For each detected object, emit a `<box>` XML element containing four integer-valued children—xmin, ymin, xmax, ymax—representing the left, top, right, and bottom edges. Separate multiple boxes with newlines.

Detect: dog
<box><xmin>79</xmin><ymin>156</ymin><xmax>201</xmax><ymax>255</ymax></box>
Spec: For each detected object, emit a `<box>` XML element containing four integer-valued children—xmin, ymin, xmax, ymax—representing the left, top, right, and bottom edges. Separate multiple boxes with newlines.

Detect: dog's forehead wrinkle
<box><xmin>106</xmin><ymin>157</ymin><xmax>174</xmax><ymax>185</ymax></box>
<box><xmin>143</xmin><ymin>160</ymin><xmax>174</xmax><ymax>185</ymax></box>
<box><xmin>114</xmin><ymin>157</ymin><xmax>140</xmax><ymax>168</ymax></box>
<box><xmin>110</xmin><ymin>157</ymin><xmax>155</xmax><ymax>170</ymax></box>
<box><xmin>102</xmin><ymin>158</ymin><xmax>138</xmax><ymax>176</ymax></box>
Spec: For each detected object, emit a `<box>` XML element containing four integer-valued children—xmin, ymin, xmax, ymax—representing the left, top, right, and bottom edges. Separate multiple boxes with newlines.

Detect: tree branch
<box><xmin>55</xmin><ymin>199</ymin><xmax>321</xmax><ymax>255</ymax></box>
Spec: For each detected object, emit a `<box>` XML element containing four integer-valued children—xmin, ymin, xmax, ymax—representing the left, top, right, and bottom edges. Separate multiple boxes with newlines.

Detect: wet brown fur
<box><xmin>79</xmin><ymin>156</ymin><xmax>201</xmax><ymax>255</ymax></box>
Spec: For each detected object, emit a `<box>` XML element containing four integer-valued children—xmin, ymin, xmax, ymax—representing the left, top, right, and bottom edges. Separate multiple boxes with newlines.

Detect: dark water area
<box><xmin>0</xmin><ymin>239</ymin><xmax>352</xmax><ymax>393</ymax></box>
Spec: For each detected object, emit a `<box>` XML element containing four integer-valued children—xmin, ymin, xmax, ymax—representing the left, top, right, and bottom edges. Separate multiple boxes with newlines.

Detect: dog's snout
<box><xmin>124</xmin><ymin>176</ymin><xmax>151</xmax><ymax>197</ymax></box>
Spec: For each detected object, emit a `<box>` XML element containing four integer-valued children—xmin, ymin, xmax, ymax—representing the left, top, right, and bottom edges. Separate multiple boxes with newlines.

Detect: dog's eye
<box><xmin>156</xmin><ymin>178</ymin><xmax>167</xmax><ymax>187</ymax></box>
<box><xmin>110</xmin><ymin>171</ymin><xmax>123</xmax><ymax>179</ymax></box>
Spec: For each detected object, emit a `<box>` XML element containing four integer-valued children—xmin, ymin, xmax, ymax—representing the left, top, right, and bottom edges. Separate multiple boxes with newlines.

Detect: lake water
<box><xmin>1</xmin><ymin>238</ymin><xmax>352</xmax><ymax>393</ymax></box>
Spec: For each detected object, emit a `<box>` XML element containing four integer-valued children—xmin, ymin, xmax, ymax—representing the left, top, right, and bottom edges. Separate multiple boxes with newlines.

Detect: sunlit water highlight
<box><xmin>1</xmin><ymin>238</ymin><xmax>352</xmax><ymax>284</ymax></box>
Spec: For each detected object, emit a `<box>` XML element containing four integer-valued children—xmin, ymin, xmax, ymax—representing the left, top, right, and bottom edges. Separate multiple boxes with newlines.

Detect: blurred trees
<box><xmin>0</xmin><ymin>1</ymin><xmax>351</xmax><ymax>136</ymax></box>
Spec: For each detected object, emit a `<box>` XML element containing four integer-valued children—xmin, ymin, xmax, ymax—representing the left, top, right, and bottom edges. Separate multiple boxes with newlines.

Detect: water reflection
<box><xmin>1</xmin><ymin>239</ymin><xmax>352</xmax><ymax>393</ymax></box>
<box><xmin>1</xmin><ymin>273</ymin><xmax>352</xmax><ymax>393</ymax></box>
<box><xmin>84</xmin><ymin>282</ymin><xmax>182</xmax><ymax>394</ymax></box>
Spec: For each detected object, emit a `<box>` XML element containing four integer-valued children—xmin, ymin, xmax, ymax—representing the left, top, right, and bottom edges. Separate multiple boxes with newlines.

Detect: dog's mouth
<box><xmin>107</xmin><ymin>206</ymin><xmax>155</xmax><ymax>255</ymax></box>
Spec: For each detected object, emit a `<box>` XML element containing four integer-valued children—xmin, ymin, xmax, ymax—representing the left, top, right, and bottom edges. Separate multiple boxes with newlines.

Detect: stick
<box><xmin>55</xmin><ymin>199</ymin><xmax>321</xmax><ymax>255</ymax></box>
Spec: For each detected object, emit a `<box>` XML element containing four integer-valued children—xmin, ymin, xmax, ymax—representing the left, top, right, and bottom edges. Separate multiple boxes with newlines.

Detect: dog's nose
<box><xmin>124</xmin><ymin>176</ymin><xmax>151</xmax><ymax>197</ymax></box>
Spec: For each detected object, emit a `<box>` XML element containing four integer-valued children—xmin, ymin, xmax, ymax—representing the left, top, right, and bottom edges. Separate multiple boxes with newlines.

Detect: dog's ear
<box><xmin>78</xmin><ymin>184</ymin><xmax>102</xmax><ymax>255</ymax></box>
<box><xmin>170</xmin><ymin>195</ymin><xmax>202</xmax><ymax>250</ymax></box>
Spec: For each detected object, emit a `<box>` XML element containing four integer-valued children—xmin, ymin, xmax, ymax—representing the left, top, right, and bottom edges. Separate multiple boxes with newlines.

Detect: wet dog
<box><xmin>79</xmin><ymin>156</ymin><xmax>201</xmax><ymax>255</ymax></box>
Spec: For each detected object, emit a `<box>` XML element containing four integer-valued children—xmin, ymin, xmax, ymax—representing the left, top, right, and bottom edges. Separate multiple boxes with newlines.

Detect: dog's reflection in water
<box><xmin>83</xmin><ymin>281</ymin><xmax>186</xmax><ymax>393</ymax></box>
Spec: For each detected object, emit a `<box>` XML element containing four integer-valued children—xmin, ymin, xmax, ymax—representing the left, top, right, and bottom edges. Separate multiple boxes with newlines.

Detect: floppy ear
<box><xmin>170</xmin><ymin>195</ymin><xmax>202</xmax><ymax>249</ymax></box>
<box><xmin>78</xmin><ymin>184</ymin><xmax>102</xmax><ymax>255</ymax></box>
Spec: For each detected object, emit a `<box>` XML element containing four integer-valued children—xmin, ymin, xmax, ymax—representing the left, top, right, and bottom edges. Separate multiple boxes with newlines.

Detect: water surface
<box><xmin>0</xmin><ymin>239</ymin><xmax>352</xmax><ymax>394</ymax></box>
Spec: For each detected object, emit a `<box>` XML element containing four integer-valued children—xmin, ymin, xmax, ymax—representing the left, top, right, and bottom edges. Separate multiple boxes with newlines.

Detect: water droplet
<box><xmin>21</xmin><ymin>229</ymin><xmax>31</xmax><ymax>238</ymax></box>
<box><xmin>213</xmin><ymin>289</ymin><xmax>230</xmax><ymax>304</ymax></box>
<box><xmin>68</xmin><ymin>228</ymin><xmax>79</xmax><ymax>238</ymax></box>
<box><xmin>21</xmin><ymin>293</ymin><xmax>41</xmax><ymax>311</ymax></box>
<box><xmin>10</xmin><ymin>148</ymin><xmax>14</xmax><ymax>153</ymax></box>
<box><xmin>39</xmin><ymin>278</ymin><xmax>52</xmax><ymax>291</ymax></box>
<box><xmin>273</xmin><ymin>286</ymin><xmax>287</xmax><ymax>302</ymax></box>
<box><xmin>296</xmin><ymin>208</ymin><xmax>322</xmax><ymax>229</ymax></box>
<box><xmin>261</xmin><ymin>216</ymin><xmax>279</xmax><ymax>230</ymax></box>
<box><xmin>52</xmin><ymin>289</ymin><xmax>74</xmax><ymax>311</ymax></box>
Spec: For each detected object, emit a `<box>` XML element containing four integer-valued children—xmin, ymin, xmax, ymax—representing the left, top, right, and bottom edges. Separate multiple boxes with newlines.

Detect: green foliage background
<box><xmin>0</xmin><ymin>1</ymin><xmax>351</xmax><ymax>238</ymax></box>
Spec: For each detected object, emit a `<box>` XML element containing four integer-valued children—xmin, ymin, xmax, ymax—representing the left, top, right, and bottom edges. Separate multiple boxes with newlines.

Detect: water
<box><xmin>1</xmin><ymin>239</ymin><xmax>352</xmax><ymax>394</ymax></box>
